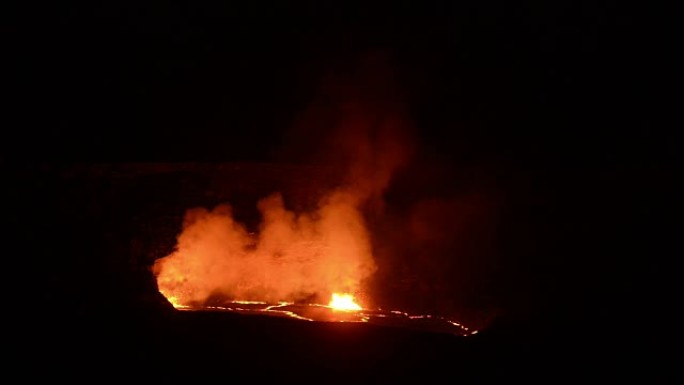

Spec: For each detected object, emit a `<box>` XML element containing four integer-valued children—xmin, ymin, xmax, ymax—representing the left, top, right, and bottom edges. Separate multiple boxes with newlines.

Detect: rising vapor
<box><xmin>154</xmin><ymin>52</ymin><xmax>412</xmax><ymax>307</ymax></box>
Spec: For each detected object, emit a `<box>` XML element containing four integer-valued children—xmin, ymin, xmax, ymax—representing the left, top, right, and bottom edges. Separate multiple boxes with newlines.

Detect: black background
<box><xmin>6</xmin><ymin>1</ymin><xmax>673</xmax><ymax>381</ymax></box>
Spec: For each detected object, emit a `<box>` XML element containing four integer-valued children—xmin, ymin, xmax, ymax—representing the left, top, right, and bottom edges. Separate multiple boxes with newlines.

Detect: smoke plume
<box><xmin>154</xmin><ymin>52</ymin><xmax>411</xmax><ymax>306</ymax></box>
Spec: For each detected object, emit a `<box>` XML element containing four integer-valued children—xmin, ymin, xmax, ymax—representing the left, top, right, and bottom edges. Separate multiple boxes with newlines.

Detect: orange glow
<box><xmin>153</xmin><ymin>56</ymin><xmax>416</xmax><ymax>314</ymax></box>
<box><xmin>167</xmin><ymin>300</ymin><xmax>475</xmax><ymax>335</ymax></box>
<box><xmin>154</xmin><ymin>191</ymin><xmax>378</xmax><ymax>308</ymax></box>
<box><xmin>328</xmin><ymin>293</ymin><xmax>362</xmax><ymax>311</ymax></box>
<box><xmin>166</xmin><ymin>295</ymin><xmax>182</xmax><ymax>309</ymax></box>
<box><xmin>146</xmin><ymin>56</ymin><xmax>488</xmax><ymax>336</ymax></box>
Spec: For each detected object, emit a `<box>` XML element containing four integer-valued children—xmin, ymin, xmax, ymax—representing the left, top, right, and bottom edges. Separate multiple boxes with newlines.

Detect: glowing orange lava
<box><xmin>166</xmin><ymin>295</ymin><xmax>182</xmax><ymax>309</ymax></box>
<box><xmin>328</xmin><ymin>293</ymin><xmax>362</xmax><ymax>311</ymax></box>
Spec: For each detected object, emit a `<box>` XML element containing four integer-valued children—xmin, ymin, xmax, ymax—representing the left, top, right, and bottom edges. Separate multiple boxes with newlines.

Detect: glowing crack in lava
<box><xmin>153</xmin><ymin>192</ymin><xmax>476</xmax><ymax>335</ymax></box>
<box><xmin>329</xmin><ymin>293</ymin><xmax>362</xmax><ymax>311</ymax></box>
<box><xmin>152</xmin><ymin>185</ymin><xmax>479</xmax><ymax>335</ymax></box>
<box><xmin>152</xmin><ymin>67</ymin><xmax>477</xmax><ymax>334</ymax></box>
<box><xmin>165</xmin><ymin>295</ymin><xmax>476</xmax><ymax>336</ymax></box>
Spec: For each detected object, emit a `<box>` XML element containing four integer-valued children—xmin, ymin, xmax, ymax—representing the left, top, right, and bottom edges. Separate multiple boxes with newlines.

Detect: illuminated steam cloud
<box><xmin>154</xmin><ymin>52</ymin><xmax>412</xmax><ymax>307</ymax></box>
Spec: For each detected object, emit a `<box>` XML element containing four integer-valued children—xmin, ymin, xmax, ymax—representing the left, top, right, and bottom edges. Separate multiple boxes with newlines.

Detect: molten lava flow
<box><xmin>146</xmin><ymin>55</ymin><xmax>488</xmax><ymax>336</ymax></box>
<box><xmin>166</xmin><ymin>295</ymin><xmax>186</xmax><ymax>309</ymax></box>
<box><xmin>328</xmin><ymin>293</ymin><xmax>362</xmax><ymax>311</ymax></box>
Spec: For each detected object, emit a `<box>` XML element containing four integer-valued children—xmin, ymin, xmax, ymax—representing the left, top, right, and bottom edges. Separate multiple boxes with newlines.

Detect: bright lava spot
<box><xmin>167</xmin><ymin>296</ymin><xmax>183</xmax><ymax>309</ymax></box>
<box><xmin>328</xmin><ymin>293</ymin><xmax>362</xmax><ymax>311</ymax></box>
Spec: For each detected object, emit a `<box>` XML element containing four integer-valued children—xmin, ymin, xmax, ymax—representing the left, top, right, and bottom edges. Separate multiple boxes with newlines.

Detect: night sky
<box><xmin>7</xmin><ymin>1</ymin><xmax>672</xmax><ymax>379</ymax></box>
